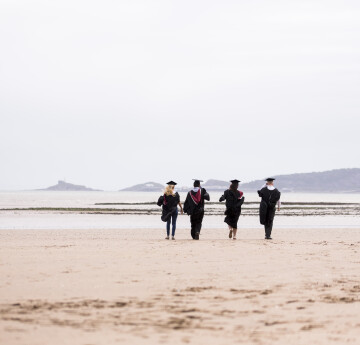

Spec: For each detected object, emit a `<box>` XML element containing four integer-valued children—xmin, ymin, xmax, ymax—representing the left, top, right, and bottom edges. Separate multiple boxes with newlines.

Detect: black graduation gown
<box><xmin>184</xmin><ymin>188</ymin><xmax>210</xmax><ymax>216</ymax></box>
<box><xmin>157</xmin><ymin>192</ymin><xmax>180</xmax><ymax>222</ymax></box>
<box><xmin>257</xmin><ymin>187</ymin><xmax>281</xmax><ymax>226</ymax></box>
<box><xmin>219</xmin><ymin>189</ymin><xmax>245</xmax><ymax>229</ymax></box>
<box><xmin>184</xmin><ymin>188</ymin><xmax>210</xmax><ymax>238</ymax></box>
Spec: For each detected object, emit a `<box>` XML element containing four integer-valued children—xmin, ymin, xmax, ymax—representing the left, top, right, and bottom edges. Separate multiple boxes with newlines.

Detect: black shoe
<box><xmin>265</xmin><ymin>236</ymin><xmax>272</xmax><ymax>240</ymax></box>
<box><xmin>195</xmin><ymin>232</ymin><xmax>200</xmax><ymax>240</ymax></box>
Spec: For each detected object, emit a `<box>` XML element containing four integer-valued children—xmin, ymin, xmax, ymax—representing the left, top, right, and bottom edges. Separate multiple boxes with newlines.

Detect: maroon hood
<box><xmin>190</xmin><ymin>189</ymin><xmax>201</xmax><ymax>204</ymax></box>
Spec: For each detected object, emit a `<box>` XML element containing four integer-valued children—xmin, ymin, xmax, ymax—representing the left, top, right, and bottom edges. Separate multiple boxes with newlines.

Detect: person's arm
<box><xmin>178</xmin><ymin>202</ymin><xmax>184</xmax><ymax>214</ymax></box>
<box><xmin>202</xmin><ymin>188</ymin><xmax>210</xmax><ymax>201</ymax></box>
<box><xmin>277</xmin><ymin>199</ymin><xmax>281</xmax><ymax>211</ymax></box>
<box><xmin>219</xmin><ymin>195</ymin><xmax>225</xmax><ymax>202</ymax></box>
<box><xmin>237</xmin><ymin>196</ymin><xmax>245</xmax><ymax>207</ymax></box>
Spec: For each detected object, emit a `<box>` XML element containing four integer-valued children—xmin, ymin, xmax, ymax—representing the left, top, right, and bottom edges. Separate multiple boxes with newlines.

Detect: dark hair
<box><xmin>193</xmin><ymin>180</ymin><xmax>200</xmax><ymax>187</ymax></box>
<box><xmin>230</xmin><ymin>182</ymin><xmax>238</xmax><ymax>192</ymax></box>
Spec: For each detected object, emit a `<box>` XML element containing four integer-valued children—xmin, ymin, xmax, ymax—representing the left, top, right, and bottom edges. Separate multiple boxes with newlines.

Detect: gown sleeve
<box><xmin>275</xmin><ymin>190</ymin><xmax>281</xmax><ymax>203</ymax></box>
<box><xmin>203</xmin><ymin>188</ymin><xmax>210</xmax><ymax>201</ymax></box>
<box><xmin>219</xmin><ymin>189</ymin><xmax>228</xmax><ymax>202</ymax></box>
<box><xmin>258</xmin><ymin>184</ymin><xmax>267</xmax><ymax>197</ymax></box>
<box><xmin>183</xmin><ymin>193</ymin><xmax>191</xmax><ymax>214</ymax></box>
<box><xmin>157</xmin><ymin>195</ymin><xmax>164</xmax><ymax>206</ymax></box>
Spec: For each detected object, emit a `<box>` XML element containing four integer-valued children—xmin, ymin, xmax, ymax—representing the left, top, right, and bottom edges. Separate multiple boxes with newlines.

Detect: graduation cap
<box><xmin>265</xmin><ymin>178</ymin><xmax>276</xmax><ymax>182</ymax></box>
<box><xmin>192</xmin><ymin>179</ymin><xmax>203</xmax><ymax>183</ymax></box>
<box><xmin>166</xmin><ymin>181</ymin><xmax>177</xmax><ymax>185</ymax></box>
<box><xmin>230</xmin><ymin>179</ymin><xmax>241</xmax><ymax>183</ymax></box>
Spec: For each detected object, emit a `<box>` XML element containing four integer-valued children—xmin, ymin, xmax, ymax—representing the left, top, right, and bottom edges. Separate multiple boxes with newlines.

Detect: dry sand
<box><xmin>1</xmin><ymin>227</ymin><xmax>360</xmax><ymax>344</ymax></box>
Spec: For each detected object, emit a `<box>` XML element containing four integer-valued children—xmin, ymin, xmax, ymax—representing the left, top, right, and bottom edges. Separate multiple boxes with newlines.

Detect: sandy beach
<box><xmin>2</xmin><ymin>0</ymin><xmax>360</xmax><ymax>342</ymax></box>
<box><xmin>1</xmin><ymin>227</ymin><xmax>359</xmax><ymax>344</ymax></box>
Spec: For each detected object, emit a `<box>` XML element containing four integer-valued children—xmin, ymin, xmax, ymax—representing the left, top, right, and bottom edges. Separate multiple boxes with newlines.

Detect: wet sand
<box><xmin>1</xmin><ymin>227</ymin><xmax>360</xmax><ymax>344</ymax></box>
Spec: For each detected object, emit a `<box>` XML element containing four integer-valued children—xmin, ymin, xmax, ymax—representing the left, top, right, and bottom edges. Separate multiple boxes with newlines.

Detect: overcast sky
<box><xmin>0</xmin><ymin>0</ymin><xmax>359</xmax><ymax>190</ymax></box>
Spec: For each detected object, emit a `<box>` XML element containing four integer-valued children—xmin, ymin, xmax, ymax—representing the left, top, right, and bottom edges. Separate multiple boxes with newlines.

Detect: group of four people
<box><xmin>157</xmin><ymin>178</ymin><xmax>281</xmax><ymax>240</ymax></box>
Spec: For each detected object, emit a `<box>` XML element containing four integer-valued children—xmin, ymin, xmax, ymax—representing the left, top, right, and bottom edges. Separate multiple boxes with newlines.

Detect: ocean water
<box><xmin>1</xmin><ymin>191</ymin><xmax>360</xmax><ymax>208</ymax></box>
<box><xmin>0</xmin><ymin>191</ymin><xmax>359</xmax><ymax>230</ymax></box>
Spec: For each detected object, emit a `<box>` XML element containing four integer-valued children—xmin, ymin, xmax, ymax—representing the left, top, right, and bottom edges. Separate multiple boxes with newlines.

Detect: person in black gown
<box><xmin>219</xmin><ymin>179</ymin><xmax>245</xmax><ymax>240</ymax></box>
<box><xmin>258</xmin><ymin>178</ymin><xmax>281</xmax><ymax>240</ymax></box>
<box><xmin>157</xmin><ymin>181</ymin><xmax>183</xmax><ymax>240</ymax></box>
<box><xmin>183</xmin><ymin>179</ymin><xmax>210</xmax><ymax>240</ymax></box>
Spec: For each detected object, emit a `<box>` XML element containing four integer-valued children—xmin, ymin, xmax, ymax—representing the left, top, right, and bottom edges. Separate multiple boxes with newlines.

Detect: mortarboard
<box><xmin>166</xmin><ymin>181</ymin><xmax>177</xmax><ymax>185</ymax></box>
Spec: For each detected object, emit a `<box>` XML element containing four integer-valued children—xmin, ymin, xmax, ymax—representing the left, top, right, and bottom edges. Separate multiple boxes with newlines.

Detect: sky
<box><xmin>0</xmin><ymin>0</ymin><xmax>359</xmax><ymax>190</ymax></box>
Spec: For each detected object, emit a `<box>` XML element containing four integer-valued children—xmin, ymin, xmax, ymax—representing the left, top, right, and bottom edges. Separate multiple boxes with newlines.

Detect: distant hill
<box><xmin>202</xmin><ymin>179</ymin><xmax>229</xmax><ymax>191</ymax></box>
<box><xmin>41</xmin><ymin>180</ymin><xmax>101</xmax><ymax>191</ymax></box>
<box><xmin>240</xmin><ymin>168</ymin><xmax>360</xmax><ymax>193</ymax></box>
<box><xmin>119</xmin><ymin>169</ymin><xmax>360</xmax><ymax>193</ymax></box>
<box><xmin>120</xmin><ymin>182</ymin><xmax>164</xmax><ymax>192</ymax></box>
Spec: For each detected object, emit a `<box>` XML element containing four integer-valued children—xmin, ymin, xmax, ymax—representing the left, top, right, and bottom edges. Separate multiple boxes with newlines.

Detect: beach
<box><xmin>1</xmin><ymin>227</ymin><xmax>360</xmax><ymax>345</ymax></box>
<box><xmin>2</xmin><ymin>0</ymin><xmax>359</xmax><ymax>342</ymax></box>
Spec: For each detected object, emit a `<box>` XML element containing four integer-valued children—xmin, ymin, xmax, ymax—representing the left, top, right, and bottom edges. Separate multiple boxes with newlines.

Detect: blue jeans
<box><xmin>166</xmin><ymin>208</ymin><xmax>178</xmax><ymax>237</ymax></box>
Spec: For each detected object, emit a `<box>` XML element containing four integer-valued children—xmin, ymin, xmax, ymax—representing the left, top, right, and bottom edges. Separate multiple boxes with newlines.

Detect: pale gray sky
<box><xmin>0</xmin><ymin>0</ymin><xmax>359</xmax><ymax>190</ymax></box>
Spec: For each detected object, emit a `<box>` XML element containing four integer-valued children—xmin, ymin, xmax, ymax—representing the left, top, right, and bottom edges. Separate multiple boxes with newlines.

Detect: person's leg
<box><xmin>195</xmin><ymin>212</ymin><xmax>204</xmax><ymax>240</ymax></box>
<box><xmin>233</xmin><ymin>214</ymin><xmax>240</xmax><ymax>240</ymax></box>
<box><xmin>166</xmin><ymin>218</ymin><xmax>170</xmax><ymax>239</ymax></box>
<box><xmin>267</xmin><ymin>219</ymin><xmax>274</xmax><ymax>238</ymax></box>
<box><xmin>265</xmin><ymin>224</ymin><xmax>270</xmax><ymax>238</ymax></box>
<box><xmin>265</xmin><ymin>209</ymin><xmax>275</xmax><ymax>239</ymax></box>
<box><xmin>264</xmin><ymin>210</ymin><xmax>270</xmax><ymax>238</ymax></box>
<box><xmin>265</xmin><ymin>220</ymin><xmax>273</xmax><ymax>239</ymax></box>
<box><xmin>194</xmin><ymin>217</ymin><xmax>201</xmax><ymax>239</ymax></box>
<box><xmin>198</xmin><ymin>212</ymin><xmax>204</xmax><ymax>232</ymax></box>
<box><xmin>228</xmin><ymin>225</ymin><xmax>233</xmax><ymax>238</ymax></box>
<box><xmin>194</xmin><ymin>219</ymin><xmax>200</xmax><ymax>240</ymax></box>
<box><xmin>190</xmin><ymin>215</ymin><xmax>196</xmax><ymax>239</ymax></box>
<box><xmin>171</xmin><ymin>208</ymin><xmax>178</xmax><ymax>238</ymax></box>
<box><xmin>233</xmin><ymin>227</ymin><xmax>237</xmax><ymax>240</ymax></box>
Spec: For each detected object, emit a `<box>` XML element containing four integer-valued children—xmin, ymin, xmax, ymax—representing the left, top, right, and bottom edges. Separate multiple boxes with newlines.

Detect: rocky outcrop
<box><xmin>42</xmin><ymin>180</ymin><xmax>101</xmax><ymax>191</ymax></box>
<box><xmin>120</xmin><ymin>182</ymin><xmax>164</xmax><ymax>192</ymax></box>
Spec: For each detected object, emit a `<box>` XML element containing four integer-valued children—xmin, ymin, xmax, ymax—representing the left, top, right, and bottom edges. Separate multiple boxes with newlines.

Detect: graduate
<box><xmin>219</xmin><ymin>179</ymin><xmax>245</xmax><ymax>240</ymax></box>
<box><xmin>183</xmin><ymin>179</ymin><xmax>210</xmax><ymax>240</ymax></box>
<box><xmin>258</xmin><ymin>178</ymin><xmax>281</xmax><ymax>240</ymax></box>
<box><xmin>157</xmin><ymin>181</ymin><xmax>183</xmax><ymax>240</ymax></box>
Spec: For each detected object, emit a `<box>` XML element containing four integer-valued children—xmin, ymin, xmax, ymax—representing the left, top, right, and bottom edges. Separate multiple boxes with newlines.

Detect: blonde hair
<box><xmin>164</xmin><ymin>185</ymin><xmax>175</xmax><ymax>196</ymax></box>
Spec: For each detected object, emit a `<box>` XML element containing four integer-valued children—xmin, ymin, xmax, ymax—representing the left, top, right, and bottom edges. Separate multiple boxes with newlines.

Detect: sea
<box><xmin>0</xmin><ymin>191</ymin><xmax>359</xmax><ymax>230</ymax></box>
